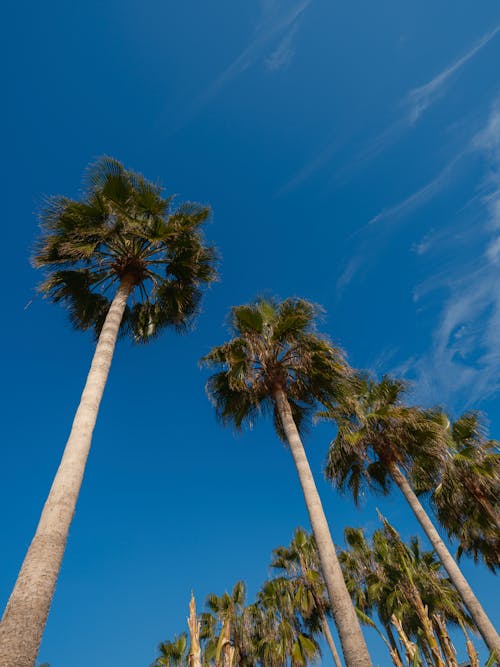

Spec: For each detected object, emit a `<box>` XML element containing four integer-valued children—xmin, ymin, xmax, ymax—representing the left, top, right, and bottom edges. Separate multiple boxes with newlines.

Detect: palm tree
<box><xmin>254</xmin><ymin>578</ymin><xmax>321</xmax><ymax>666</ymax></box>
<box><xmin>340</xmin><ymin>521</ymin><xmax>473</xmax><ymax>667</ymax></box>
<box><xmin>325</xmin><ymin>375</ymin><xmax>500</xmax><ymax>660</ymax></box>
<box><xmin>426</xmin><ymin>412</ymin><xmax>500</xmax><ymax>571</ymax></box>
<box><xmin>201</xmin><ymin>581</ymin><xmax>255</xmax><ymax>667</ymax></box>
<box><xmin>153</xmin><ymin>634</ymin><xmax>189</xmax><ymax>667</ymax></box>
<box><xmin>271</xmin><ymin>528</ymin><xmax>342</xmax><ymax>667</ymax></box>
<box><xmin>0</xmin><ymin>157</ymin><xmax>217</xmax><ymax>667</ymax></box>
<box><xmin>202</xmin><ymin>297</ymin><xmax>372</xmax><ymax>667</ymax></box>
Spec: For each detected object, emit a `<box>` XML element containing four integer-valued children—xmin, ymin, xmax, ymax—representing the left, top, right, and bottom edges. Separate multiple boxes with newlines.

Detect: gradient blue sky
<box><xmin>2</xmin><ymin>1</ymin><xmax>500</xmax><ymax>665</ymax></box>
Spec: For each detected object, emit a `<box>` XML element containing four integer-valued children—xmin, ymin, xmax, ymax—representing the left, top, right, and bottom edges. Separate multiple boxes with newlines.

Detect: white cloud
<box><xmin>367</xmin><ymin>152</ymin><xmax>466</xmax><ymax>225</ymax></box>
<box><xmin>266</xmin><ymin>22</ymin><xmax>299</xmax><ymax>71</ymax></box>
<box><xmin>187</xmin><ymin>0</ymin><xmax>312</xmax><ymax>116</ymax></box>
<box><xmin>396</xmin><ymin>101</ymin><xmax>500</xmax><ymax>407</ymax></box>
<box><xmin>278</xmin><ymin>23</ymin><xmax>500</xmax><ymax>194</ymax></box>
<box><xmin>406</xmin><ymin>25</ymin><xmax>500</xmax><ymax>124</ymax></box>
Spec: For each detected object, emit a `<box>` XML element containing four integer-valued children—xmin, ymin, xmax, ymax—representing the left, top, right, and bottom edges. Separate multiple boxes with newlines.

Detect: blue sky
<box><xmin>2</xmin><ymin>1</ymin><xmax>500</xmax><ymax>665</ymax></box>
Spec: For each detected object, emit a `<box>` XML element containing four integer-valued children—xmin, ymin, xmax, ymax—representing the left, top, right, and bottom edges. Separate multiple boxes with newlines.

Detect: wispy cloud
<box><xmin>177</xmin><ymin>0</ymin><xmax>311</xmax><ymax>128</ymax></box>
<box><xmin>266</xmin><ymin>22</ymin><xmax>300</xmax><ymax>71</ymax></box>
<box><xmin>349</xmin><ymin>24</ymin><xmax>500</xmax><ymax>170</ymax></box>
<box><xmin>368</xmin><ymin>152</ymin><xmax>466</xmax><ymax>225</ymax></box>
<box><xmin>333</xmin><ymin>151</ymin><xmax>466</xmax><ymax>292</ymax></box>
<box><xmin>406</xmin><ymin>25</ymin><xmax>500</xmax><ymax>124</ymax></box>
<box><xmin>395</xmin><ymin>101</ymin><xmax>500</xmax><ymax>406</ymax></box>
<box><xmin>279</xmin><ymin>23</ymin><xmax>500</xmax><ymax>193</ymax></box>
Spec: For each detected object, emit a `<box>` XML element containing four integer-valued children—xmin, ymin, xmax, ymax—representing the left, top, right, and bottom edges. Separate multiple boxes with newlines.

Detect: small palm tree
<box><xmin>201</xmin><ymin>581</ymin><xmax>255</xmax><ymax>667</ymax></box>
<box><xmin>153</xmin><ymin>634</ymin><xmax>189</xmax><ymax>667</ymax></box>
<box><xmin>255</xmin><ymin>578</ymin><xmax>320</xmax><ymax>667</ymax></box>
<box><xmin>325</xmin><ymin>375</ymin><xmax>500</xmax><ymax>660</ymax></box>
<box><xmin>0</xmin><ymin>157</ymin><xmax>217</xmax><ymax>667</ymax></box>
<box><xmin>271</xmin><ymin>528</ymin><xmax>342</xmax><ymax>667</ymax></box>
<box><xmin>202</xmin><ymin>298</ymin><xmax>372</xmax><ymax>667</ymax></box>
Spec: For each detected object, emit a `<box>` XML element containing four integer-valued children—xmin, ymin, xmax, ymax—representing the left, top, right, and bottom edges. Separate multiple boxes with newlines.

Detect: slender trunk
<box><xmin>319</xmin><ymin>611</ymin><xmax>343</xmax><ymax>667</ymax></box>
<box><xmin>432</xmin><ymin>615</ymin><xmax>457</xmax><ymax>667</ymax></box>
<box><xmin>188</xmin><ymin>593</ymin><xmax>202</xmax><ymax>667</ymax></box>
<box><xmin>407</xmin><ymin>589</ymin><xmax>443</xmax><ymax>667</ymax></box>
<box><xmin>373</xmin><ymin>619</ymin><xmax>403</xmax><ymax>667</ymax></box>
<box><xmin>0</xmin><ymin>277</ymin><xmax>134</xmax><ymax>667</ymax></box>
<box><xmin>459</xmin><ymin>620</ymin><xmax>479</xmax><ymax>667</ymax></box>
<box><xmin>419</xmin><ymin>640</ymin><xmax>434</xmax><ymax>667</ymax></box>
<box><xmin>391</xmin><ymin>615</ymin><xmax>418</xmax><ymax>666</ymax></box>
<box><xmin>384</xmin><ymin>620</ymin><xmax>404</xmax><ymax>664</ymax></box>
<box><xmin>274</xmin><ymin>388</ymin><xmax>372</xmax><ymax>667</ymax></box>
<box><xmin>299</xmin><ymin>554</ymin><xmax>343</xmax><ymax>667</ymax></box>
<box><xmin>389</xmin><ymin>463</ymin><xmax>500</xmax><ymax>661</ymax></box>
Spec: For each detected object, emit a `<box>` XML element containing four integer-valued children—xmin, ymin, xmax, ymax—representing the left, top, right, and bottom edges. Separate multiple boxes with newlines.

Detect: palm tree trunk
<box><xmin>384</xmin><ymin>620</ymin><xmax>403</xmax><ymax>665</ymax></box>
<box><xmin>0</xmin><ymin>276</ymin><xmax>134</xmax><ymax>667</ymax></box>
<box><xmin>389</xmin><ymin>462</ymin><xmax>500</xmax><ymax>661</ymax></box>
<box><xmin>391</xmin><ymin>615</ymin><xmax>419</xmax><ymax>665</ymax></box>
<box><xmin>319</xmin><ymin>611</ymin><xmax>343</xmax><ymax>667</ymax></box>
<box><xmin>432</xmin><ymin>615</ymin><xmax>457</xmax><ymax>667</ymax></box>
<box><xmin>459</xmin><ymin>620</ymin><xmax>479</xmax><ymax>667</ymax></box>
<box><xmin>274</xmin><ymin>388</ymin><xmax>372</xmax><ymax>667</ymax></box>
<box><xmin>188</xmin><ymin>593</ymin><xmax>202</xmax><ymax>667</ymax></box>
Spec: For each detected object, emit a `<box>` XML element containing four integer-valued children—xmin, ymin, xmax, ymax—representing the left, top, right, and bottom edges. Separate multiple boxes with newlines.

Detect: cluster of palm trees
<box><xmin>0</xmin><ymin>158</ymin><xmax>498</xmax><ymax>667</ymax></box>
<box><xmin>151</xmin><ymin>520</ymin><xmax>484</xmax><ymax>667</ymax></box>
<box><xmin>152</xmin><ymin>530</ymin><xmax>338</xmax><ymax>667</ymax></box>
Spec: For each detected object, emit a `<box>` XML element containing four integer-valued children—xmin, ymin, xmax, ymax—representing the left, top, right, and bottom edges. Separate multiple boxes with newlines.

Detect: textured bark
<box><xmin>459</xmin><ymin>621</ymin><xmax>480</xmax><ymax>667</ymax></box>
<box><xmin>389</xmin><ymin>463</ymin><xmax>500</xmax><ymax>661</ymax></box>
<box><xmin>432</xmin><ymin>614</ymin><xmax>457</xmax><ymax>667</ymax></box>
<box><xmin>320</xmin><ymin>612</ymin><xmax>344</xmax><ymax>667</ymax></box>
<box><xmin>408</xmin><ymin>592</ymin><xmax>443</xmax><ymax>667</ymax></box>
<box><xmin>274</xmin><ymin>388</ymin><xmax>372</xmax><ymax>667</ymax></box>
<box><xmin>0</xmin><ymin>277</ymin><xmax>133</xmax><ymax>667</ymax></box>
<box><xmin>384</xmin><ymin>621</ymin><xmax>404</xmax><ymax>665</ymax></box>
<box><xmin>187</xmin><ymin>593</ymin><xmax>202</xmax><ymax>667</ymax></box>
<box><xmin>391</xmin><ymin>615</ymin><xmax>418</xmax><ymax>665</ymax></box>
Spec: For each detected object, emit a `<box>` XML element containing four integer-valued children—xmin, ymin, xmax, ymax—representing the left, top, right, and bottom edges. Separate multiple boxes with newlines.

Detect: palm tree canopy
<box><xmin>152</xmin><ymin>633</ymin><xmax>188</xmax><ymax>667</ymax></box>
<box><xmin>271</xmin><ymin>528</ymin><xmax>330</xmax><ymax>624</ymax></box>
<box><xmin>340</xmin><ymin>521</ymin><xmax>472</xmax><ymax>641</ymax></box>
<box><xmin>325</xmin><ymin>375</ymin><xmax>447</xmax><ymax>504</ymax></box>
<box><xmin>201</xmin><ymin>298</ymin><xmax>352</xmax><ymax>439</ymax></box>
<box><xmin>255</xmin><ymin>578</ymin><xmax>321</xmax><ymax>667</ymax></box>
<box><xmin>34</xmin><ymin>156</ymin><xmax>217</xmax><ymax>342</ymax></box>
<box><xmin>201</xmin><ymin>581</ymin><xmax>257</xmax><ymax>667</ymax></box>
<box><xmin>425</xmin><ymin>412</ymin><xmax>500</xmax><ymax>570</ymax></box>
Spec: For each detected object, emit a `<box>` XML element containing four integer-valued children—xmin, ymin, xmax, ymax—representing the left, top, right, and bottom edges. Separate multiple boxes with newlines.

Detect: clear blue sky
<box><xmin>2</xmin><ymin>1</ymin><xmax>500</xmax><ymax>665</ymax></box>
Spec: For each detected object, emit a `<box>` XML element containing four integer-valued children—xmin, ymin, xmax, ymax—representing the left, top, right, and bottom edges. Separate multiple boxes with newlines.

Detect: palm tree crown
<box><xmin>34</xmin><ymin>156</ymin><xmax>217</xmax><ymax>341</ymax></box>
<box><xmin>427</xmin><ymin>412</ymin><xmax>500</xmax><ymax>570</ymax></box>
<box><xmin>202</xmin><ymin>297</ymin><xmax>351</xmax><ymax>435</ymax></box>
<box><xmin>325</xmin><ymin>374</ymin><xmax>446</xmax><ymax>502</ymax></box>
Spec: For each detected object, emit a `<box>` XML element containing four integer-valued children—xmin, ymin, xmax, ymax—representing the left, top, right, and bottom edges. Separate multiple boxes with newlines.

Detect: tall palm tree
<box><xmin>325</xmin><ymin>375</ymin><xmax>500</xmax><ymax>660</ymax></box>
<box><xmin>271</xmin><ymin>528</ymin><xmax>343</xmax><ymax>667</ymax></box>
<box><xmin>202</xmin><ymin>298</ymin><xmax>372</xmax><ymax>667</ymax></box>
<box><xmin>426</xmin><ymin>412</ymin><xmax>500</xmax><ymax>571</ymax></box>
<box><xmin>0</xmin><ymin>157</ymin><xmax>217</xmax><ymax>667</ymax></box>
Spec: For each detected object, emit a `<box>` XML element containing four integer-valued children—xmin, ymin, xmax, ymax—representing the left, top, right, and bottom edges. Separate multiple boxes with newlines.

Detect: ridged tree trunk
<box><xmin>0</xmin><ymin>277</ymin><xmax>134</xmax><ymax>667</ymax></box>
<box><xmin>459</xmin><ymin>620</ymin><xmax>479</xmax><ymax>667</ymax></box>
<box><xmin>433</xmin><ymin>614</ymin><xmax>457</xmax><ymax>667</ymax></box>
<box><xmin>274</xmin><ymin>388</ymin><xmax>372</xmax><ymax>667</ymax></box>
<box><xmin>188</xmin><ymin>593</ymin><xmax>202</xmax><ymax>667</ymax></box>
<box><xmin>389</xmin><ymin>463</ymin><xmax>500</xmax><ymax>661</ymax></box>
<box><xmin>319</xmin><ymin>612</ymin><xmax>343</xmax><ymax>667</ymax></box>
